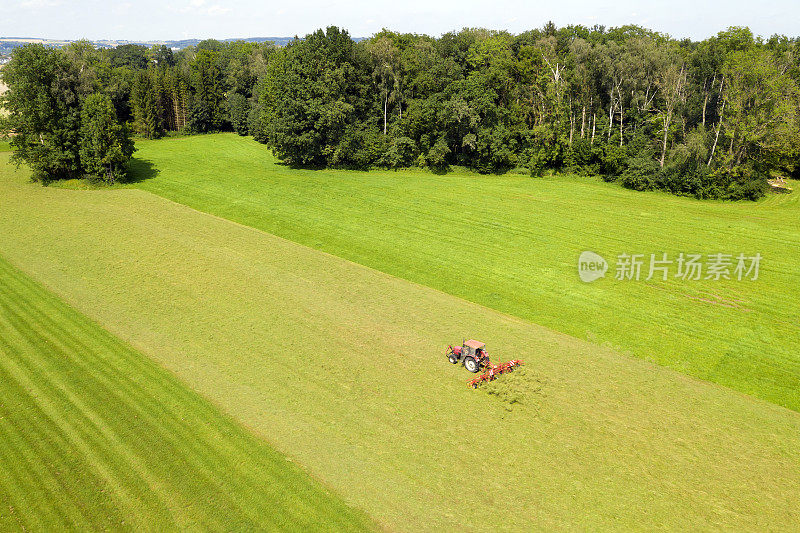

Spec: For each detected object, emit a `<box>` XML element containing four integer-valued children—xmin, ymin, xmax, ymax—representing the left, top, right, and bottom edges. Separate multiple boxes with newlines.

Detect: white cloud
<box><xmin>168</xmin><ymin>0</ymin><xmax>230</xmax><ymax>16</ymax></box>
<box><xmin>20</xmin><ymin>0</ymin><xmax>62</xmax><ymax>9</ymax></box>
<box><xmin>206</xmin><ymin>4</ymin><xmax>231</xmax><ymax>15</ymax></box>
<box><xmin>112</xmin><ymin>2</ymin><xmax>133</xmax><ymax>15</ymax></box>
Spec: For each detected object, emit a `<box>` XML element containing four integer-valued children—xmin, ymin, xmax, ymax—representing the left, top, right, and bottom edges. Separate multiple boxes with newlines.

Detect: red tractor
<box><xmin>446</xmin><ymin>339</ymin><xmax>490</xmax><ymax>373</ymax></box>
<box><xmin>445</xmin><ymin>339</ymin><xmax>524</xmax><ymax>388</ymax></box>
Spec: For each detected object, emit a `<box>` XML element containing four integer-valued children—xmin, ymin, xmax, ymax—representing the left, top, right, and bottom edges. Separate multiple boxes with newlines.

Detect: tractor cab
<box><xmin>446</xmin><ymin>339</ymin><xmax>488</xmax><ymax>373</ymax></box>
<box><xmin>462</xmin><ymin>339</ymin><xmax>485</xmax><ymax>358</ymax></box>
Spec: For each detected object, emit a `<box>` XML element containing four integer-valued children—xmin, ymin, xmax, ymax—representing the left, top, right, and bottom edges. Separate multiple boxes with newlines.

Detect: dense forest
<box><xmin>2</xmin><ymin>24</ymin><xmax>799</xmax><ymax>198</ymax></box>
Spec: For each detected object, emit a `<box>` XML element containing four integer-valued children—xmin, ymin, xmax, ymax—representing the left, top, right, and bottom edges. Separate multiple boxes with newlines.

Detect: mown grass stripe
<box><xmin>0</xmin><ymin>285</ymin><xmax>179</xmax><ymax>529</ymax></box>
<box><xmin>0</xmin><ymin>257</ymin><xmax>366</xmax><ymax>530</ymax></box>
<box><xmin>0</xmin><ymin>273</ymin><xmax>215</xmax><ymax>524</ymax></box>
<box><xmin>0</xmin><ymin>255</ymin><xmax>374</xmax><ymax>531</ymax></box>
<box><xmin>0</xmin><ymin>360</ymin><xmax>109</xmax><ymax>529</ymax></box>
<box><xmin>0</xmin><ymin>278</ymin><xmax>342</xmax><ymax>529</ymax></box>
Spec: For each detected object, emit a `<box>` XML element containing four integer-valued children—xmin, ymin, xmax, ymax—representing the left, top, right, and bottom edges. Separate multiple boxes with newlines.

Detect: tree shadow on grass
<box><xmin>125</xmin><ymin>157</ymin><xmax>160</xmax><ymax>184</ymax></box>
<box><xmin>274</xmin><ymin>159</ymin><xmax>348</xmax><ymax>172</ymax></box>
<box><xmin>275</xmin><ymin>158</ymin><xmax>454</xmax><ymax>175</ymax></box>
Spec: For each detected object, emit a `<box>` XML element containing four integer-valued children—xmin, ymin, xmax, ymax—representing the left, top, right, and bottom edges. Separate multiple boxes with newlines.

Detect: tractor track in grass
<box><xmin>2</xmin><ymin>151</ymin><xmax>800</xmax><ymax>530</ymax></box>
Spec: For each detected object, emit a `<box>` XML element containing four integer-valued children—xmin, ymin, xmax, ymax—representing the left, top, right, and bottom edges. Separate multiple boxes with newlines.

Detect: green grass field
<box><xmin>2</xmin><ymin>150</ymin><xmax>800</xmax><ymax>530</ymax></box>
<box><xmin>0</xmin><ymin>255</ymin><xmax>372</xmax><ymax>531</ymax></box>
<box><xmin>128</xmin><ymin>134</ymin><xmax>800</xmax><ymax>412</ymax></box>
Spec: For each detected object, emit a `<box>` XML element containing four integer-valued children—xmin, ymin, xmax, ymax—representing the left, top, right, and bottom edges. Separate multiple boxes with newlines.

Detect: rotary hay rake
<box><xmin>444</xmin><ymin>339</ymin><xmax>524</xmax><ymax>388</ymax></box>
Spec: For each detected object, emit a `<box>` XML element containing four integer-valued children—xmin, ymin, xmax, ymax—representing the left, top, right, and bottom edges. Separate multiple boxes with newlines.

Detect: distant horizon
<box><xmin>2</xmin><ymin>0</ymin><xmax>798</xmax><ymax>43</ymax></box>
<box><xmin>0</xmin><ymin>36</ymin><xmax>305</xmax><ymax>41</ymax></box>
<box><xmin>1</xmin><ymin>23</ymin><xmax>798</xmax><ymax>46</ymax></box>
<box><xmin>0</xmin><ymin>36</ymin><xmax>308</xmax><ymax>44</ymax></box>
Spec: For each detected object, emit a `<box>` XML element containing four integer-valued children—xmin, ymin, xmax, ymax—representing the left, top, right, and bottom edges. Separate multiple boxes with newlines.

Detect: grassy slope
<box><xmin>2</xmin><ymin>153</ymin><xmax>799</xmax><ymax>530</ymax></box>
<box><xmin>0</xmin><ymin>250</ymin><xmax>372</xmax><ymax>530</ymax></box>
<box><xmin>127</xmin><ymin>134</ymin><xmax>800</xmax><ymax>412</ymax></box>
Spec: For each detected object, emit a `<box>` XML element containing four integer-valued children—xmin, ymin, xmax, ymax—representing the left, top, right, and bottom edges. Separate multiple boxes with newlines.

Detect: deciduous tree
<box><xmin>79</xmin><ymin>93</ymin><xmax>135</xmax><ymax>183</ymax></box>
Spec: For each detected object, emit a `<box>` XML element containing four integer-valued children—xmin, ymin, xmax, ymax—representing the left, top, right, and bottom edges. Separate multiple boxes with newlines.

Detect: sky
<box><xmin>1</xmin><ymin>0</ymin><xmax>798</xmax><ymax>42</ymax></box>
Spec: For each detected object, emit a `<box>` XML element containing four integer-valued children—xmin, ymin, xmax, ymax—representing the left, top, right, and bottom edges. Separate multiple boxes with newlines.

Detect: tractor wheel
<box><xmin>464</xmin><ymin>357</ymin><xmax>480</xmax><ymax>373</ymax></box>
<box><xmin>448</xmin><ymin>354</ymin><xmax>458</xmax><ymax>364</ymax></box>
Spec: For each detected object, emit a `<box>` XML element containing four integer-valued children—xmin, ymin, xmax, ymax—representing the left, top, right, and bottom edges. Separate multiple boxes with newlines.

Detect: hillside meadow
<box><xmin>129</xmin><ymin>134</ymin><xmax>800</xmax><ymax>412</ymax></box>
<box><xmin>1</xmin><ymin>150</ymin><xmax>800</xmax><ymax>530</ymax></box>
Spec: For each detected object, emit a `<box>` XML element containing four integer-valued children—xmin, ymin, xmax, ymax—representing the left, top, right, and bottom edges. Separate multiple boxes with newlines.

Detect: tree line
<box><xmin>2</xmin><ymin>24</ymin><xmax>799</xmax><ymax>199</ymax></box>
<box><xmin>1</xmin><ymin>39</ymin><xmax>273</xmax><ymax>183</ymax></box>
<box><xmin>259</xmin><ymin>25</ymin><xmax>799</xmax><ymax>200</ymax></box>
